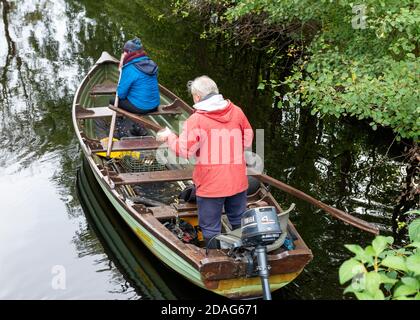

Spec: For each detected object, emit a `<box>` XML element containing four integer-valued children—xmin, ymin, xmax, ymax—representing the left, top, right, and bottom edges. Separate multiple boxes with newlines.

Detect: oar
<box><xmin>250</xmin><ymin>171</ymin><xmax>379</xmax><ymax>235</ymax></box>
<box><xmin>106</xmin><ymin>54</ymin><xmax>125</xmax><ymax>157</ymax></box>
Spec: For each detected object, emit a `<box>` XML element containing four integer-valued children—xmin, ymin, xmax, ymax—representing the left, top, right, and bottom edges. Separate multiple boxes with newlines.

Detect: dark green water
<box><xmin>0</xmin><ymin>0</ymin><xmax>405</xmax><ymax>299</ymax></box>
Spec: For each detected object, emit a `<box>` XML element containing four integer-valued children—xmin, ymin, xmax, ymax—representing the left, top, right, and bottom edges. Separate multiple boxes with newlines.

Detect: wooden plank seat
<box><xmin>110</xmin><ymin>168</ymin><xmax>193</xmax><ymax>185</ymax></box>
<box><xmin>173</xmin><ymin>202</ymin><xmax>198</xmax><ymax>212</ymax></box>
<box><xmin>92</xmin><ymin>136</ymin><xmax>163</xmax><ymax>153</ymax></box>
<box><xmin>75</xmin><ymin>106</ymin><xmax>113</xmax><ymax>119</ymax></box>
<box><xmin>147</xmin><ymin>206</ymin><xmax>197</xmax><ymax>220</ymax></box>
<box><xmin>90</xmin><ymin>83</ymin><xmax>116</xmax><ymax>95</ymax></box>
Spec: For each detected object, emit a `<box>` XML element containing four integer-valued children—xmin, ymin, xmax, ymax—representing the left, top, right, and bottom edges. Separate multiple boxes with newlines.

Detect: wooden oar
<box><xmin>108</xmin><ymin>105</ymin><xmax>164</xmax><ymax>132</ymax></box>
<box><xmin>250</xmin><ymin>171</ymin><xmax>379</xmax><ymax>235</ymax></box>
<box><xmin>106</xmin><ymin>54</ymin><xmax>125</xmax><ymax>157</ymax></box>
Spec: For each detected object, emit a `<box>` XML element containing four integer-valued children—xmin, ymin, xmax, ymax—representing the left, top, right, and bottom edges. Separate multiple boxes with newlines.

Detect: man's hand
<box><xmin>156</xmin><ymin>127</ymin><xmax>172</xmax><ymax>142</ymax></box>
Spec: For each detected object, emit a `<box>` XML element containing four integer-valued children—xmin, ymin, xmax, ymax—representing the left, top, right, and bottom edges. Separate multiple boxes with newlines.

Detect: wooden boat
<box><xmin>72</xmin><ymin>52</ymin><xmax>313</xmax><ymax>299</ymax></box>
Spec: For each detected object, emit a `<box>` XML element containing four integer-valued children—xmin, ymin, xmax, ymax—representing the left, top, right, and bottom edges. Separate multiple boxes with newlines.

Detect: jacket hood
<box><xmin>125</xmin><ymin>57</ymin><xmax>159</xmax><ymax>76</ymax></box>
<box><xmin>194</xmin><ymin>94</ymin><xmax>228</xmax><ymax>111</ymax></box>
<box><xmin>196</xmin><ymin>99</ymin><xmax>234</xmax><ymax>123</ymax></box>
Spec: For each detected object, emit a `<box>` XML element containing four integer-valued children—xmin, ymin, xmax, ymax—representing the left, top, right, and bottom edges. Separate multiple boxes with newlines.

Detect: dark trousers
<box><xmin>109</xmin><ymin>98</ymin><xmax>158</xmax><ymax>115</ymax></box>
<box><xmin>196</xmin><ymin>190</ymin><xmax>247</xmax><ymax>239</ymax></box>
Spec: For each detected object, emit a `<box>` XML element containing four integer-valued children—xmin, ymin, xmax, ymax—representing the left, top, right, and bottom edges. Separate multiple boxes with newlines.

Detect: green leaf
<box><xmin>409</xmin><ymin>219</ymin><xmax>420</xmax><ymax>242</ymax></box>
<box><xmin>364</xmin><ymin>245</ymin><xmax>376</xmax><ymax>257</ymax></box>
<box><xmin>394</xmin><ymin>295</ymin><xmax>415</xmax><ymax>300</ymax></box>
<box><xmin>406</xmin><ymin>255</ymin><xmax>420</xmax><ymax>275</ymax></box>
<box><xmin>354</xmin><ymin>292</ymin><xmax>374</xmax><ymax>300</ymax></box>
<box><xmin>379</xmin><ymin>273</ymin><xmax>397</xmax><ymax>285</ymax></box>
<box><xmin>257</xmin><ymin>83</ymin><xmax>265</xmax><ymax>90</ymax></box>
<box><xmin>343</xmin><ymin>285</ymin><xmax>358</xmax><ymax>294</ymax></box>
<box><xmin>372</xmin><ymin>236</ymin><xmax>393</xmax><ymax>256</ymax></box>
<box><xmin>339</xmin><ymin>259</ymin><xmax>365</xmax><ymax>284</ymax></box>
<box><xmin>306</xmin><ymin>63</ymin><xmax>315</xmax><ymax>73</ymax></box>
<box><xmin>401</xmin><ymin>277</ymin><xmax>419</xmax><ymax>290</ymax></box>
<box><xmin>406</xmin><ymin>242</ymin><xmax>420</xmax><ymax>249</ymax></box>
<box><xmin>381</xmin><ymin>256</ymin><xmax>407</xmax><ymax>272</ymax></box>
<box><xmin>365</xmin><ymin>272</ymin><xmax>381</xmax><ymax>296</ymax></box>
<box><xmin>394</xmin><ymin>284</ymin><xmax>418</xmax><ymax>297</ymax></box>
<box><xmin>372</xmin><ymin>289</ymin><xmax>385</xmax><ymax>300</ymax></box>
<box><xmin>345</xmin><ymin>244</ymin><xmax>372</xmax><ymax>262</ymax></box>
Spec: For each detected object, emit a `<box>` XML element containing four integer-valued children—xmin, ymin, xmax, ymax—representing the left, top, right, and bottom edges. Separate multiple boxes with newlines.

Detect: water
<box><xmin>0</xmin><ymin>0</ymin><xmax>406</xmax><ymax>299</ymax></box>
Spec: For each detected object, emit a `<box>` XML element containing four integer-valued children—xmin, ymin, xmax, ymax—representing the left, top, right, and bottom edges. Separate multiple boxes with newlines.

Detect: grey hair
<box><xmin>189</xmin><ymin>76</ymin><xmax>219</xmax><ymax>97</ymax></box>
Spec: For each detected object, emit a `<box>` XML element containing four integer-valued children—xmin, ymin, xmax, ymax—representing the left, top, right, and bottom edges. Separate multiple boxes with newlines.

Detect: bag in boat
<box><xmin>178</xmin><ymin>185</ymin><xmax>196</xmax><ymax>203</ymax></box>
<box><xmin>164</xmin><ymin>219</ymin><xmax>199</xmax><ymax>245</ymax></box>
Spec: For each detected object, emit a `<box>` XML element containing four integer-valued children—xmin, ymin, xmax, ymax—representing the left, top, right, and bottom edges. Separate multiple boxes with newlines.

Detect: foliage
<box><xmin>339</xmin><ymin>210</ymin><xmax>420</xmax><ymax>300</ymax></box>
<box><xmin>173</xmin><ymin>0</ymin><xmax>420</xmax><ymax>140</ymax></box>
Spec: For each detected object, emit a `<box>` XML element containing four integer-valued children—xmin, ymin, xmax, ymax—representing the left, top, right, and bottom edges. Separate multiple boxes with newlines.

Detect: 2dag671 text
<box><xmin>161</xmin><ymin>304</ymin><xmax>257</xmax><ymax>318</ymax></box>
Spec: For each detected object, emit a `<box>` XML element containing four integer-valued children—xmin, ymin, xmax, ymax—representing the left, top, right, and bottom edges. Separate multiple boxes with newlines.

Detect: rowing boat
<box><xmin>72</xmin><ymin>51</ymin><xmax>313</xmax><ymax>299</ymax></box>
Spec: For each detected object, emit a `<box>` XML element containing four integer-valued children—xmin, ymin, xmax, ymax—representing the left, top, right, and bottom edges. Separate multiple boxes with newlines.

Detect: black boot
<box><xmin>204</xmin><ymin>237</ymin><xmax>220</xmax><ymax>249</ymax></box>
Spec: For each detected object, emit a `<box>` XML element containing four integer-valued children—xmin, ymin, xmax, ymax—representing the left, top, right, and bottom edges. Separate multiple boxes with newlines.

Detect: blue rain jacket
<box><xmin>117</xmin><ymin>57</ymin><xmax>160</xmax><ymax>111</ymax></box>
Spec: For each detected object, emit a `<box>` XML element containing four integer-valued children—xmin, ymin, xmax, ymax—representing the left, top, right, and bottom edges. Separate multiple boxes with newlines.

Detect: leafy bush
<box><xmin>173</xmin><ymin>0</ymin><xmax>420</xmax><ymax>140</ymax></box>
<box><xmin>339</xmin><ymin>210</ymin><xmax>420</xmax><ymax>300</ymax></box>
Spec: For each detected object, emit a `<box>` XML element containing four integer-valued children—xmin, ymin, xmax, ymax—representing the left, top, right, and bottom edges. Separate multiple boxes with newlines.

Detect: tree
<box><xmin>174</xmin><ymin>0</ymin><xmax>420</xmax><ymax>140</ymax></box>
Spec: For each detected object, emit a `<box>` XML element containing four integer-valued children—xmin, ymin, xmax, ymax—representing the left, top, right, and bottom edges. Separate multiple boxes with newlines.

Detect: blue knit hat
<box><xmin>123</xmin><ymin>38</ymin><xmax>143</xmax><ymax>53</ymax></box>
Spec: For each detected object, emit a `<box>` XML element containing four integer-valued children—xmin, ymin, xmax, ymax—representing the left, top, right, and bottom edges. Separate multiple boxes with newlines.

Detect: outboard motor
<box><xmin>241</xmin><ymin>206</ymin><xmax>281</xmax><ymax>300</ymax></box>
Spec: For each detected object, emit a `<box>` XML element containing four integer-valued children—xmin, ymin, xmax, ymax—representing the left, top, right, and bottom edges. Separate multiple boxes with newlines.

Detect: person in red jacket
<box><xmin>157</xmin><ymin>76</ymin><xmax>254</xmax><ymax>248</ymax></box>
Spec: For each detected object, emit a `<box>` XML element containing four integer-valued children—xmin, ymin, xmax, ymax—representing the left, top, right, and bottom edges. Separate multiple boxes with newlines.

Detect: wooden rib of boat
<box><xmin>72</xmin><ymin>52</ymin><xmax>313</xmax><ymax>299</ymax></box>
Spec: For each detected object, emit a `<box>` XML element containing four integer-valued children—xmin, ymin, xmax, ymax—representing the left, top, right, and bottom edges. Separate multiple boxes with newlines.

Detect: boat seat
<box><xmin>147</xmin><ymin>206</ymin><xmax>197</xmax><ymax>220</ymax></box>
<box><xmin>90</xmin><ymin>83</ymin><xmax>117</xmax><ymax>95</ymax></box>
<box><xmin>75</xmin><ymin>106</ymin><xmax>113</xmax><ymax>119</ymax></box>
<box><xmin>109</xmin><ymin>168</ymin><xmax>193</xmax><ymax>185</ymax></box>
<box><xmin>92</xmin><ymin>136</ymin><xmax>163</xmax><ymax>153</ymax></box>
<box><xmin>172</xmin><ymin>202</ymin><xmax>198</xmax><ymax>212</ymax></box>
<box><xmin>216</xmin><ymin>204</ymin><xmax>294</xmax><ymax>252</ymax></box>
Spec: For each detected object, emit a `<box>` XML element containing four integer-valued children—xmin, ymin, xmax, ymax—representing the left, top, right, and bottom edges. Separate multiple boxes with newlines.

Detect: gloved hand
<box><xmin>156</xmin><ymin>127</ymin><xmax>172</xmax><ymax>142</ymax></box>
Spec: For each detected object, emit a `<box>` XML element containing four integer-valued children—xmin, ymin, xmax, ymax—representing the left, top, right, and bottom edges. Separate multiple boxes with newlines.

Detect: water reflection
<box><xmin>0</xmin><ymin>0</ymin><xmax>408</xmax><ymax>299</ymax></box>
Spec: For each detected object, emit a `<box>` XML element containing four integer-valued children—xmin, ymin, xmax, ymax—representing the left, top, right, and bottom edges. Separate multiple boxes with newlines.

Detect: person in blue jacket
<box><xmin>110</xmin><ymin>37</ymin><xmax>160</xmax><ymax>114</ymax></box>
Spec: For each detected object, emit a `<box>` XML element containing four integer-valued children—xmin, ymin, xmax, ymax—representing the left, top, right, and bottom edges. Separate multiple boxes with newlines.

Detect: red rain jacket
<box><xmin>167</xmin><ymin>101</ymin><xmax>254</xmax><ymax>197</ymax></box>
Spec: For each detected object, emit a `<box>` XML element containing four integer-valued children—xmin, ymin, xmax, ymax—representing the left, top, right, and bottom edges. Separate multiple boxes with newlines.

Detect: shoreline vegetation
<box><xmin>171</xmin><ymin>0</ymin><xmax>419</xmax><ymax>142</ymax></box>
